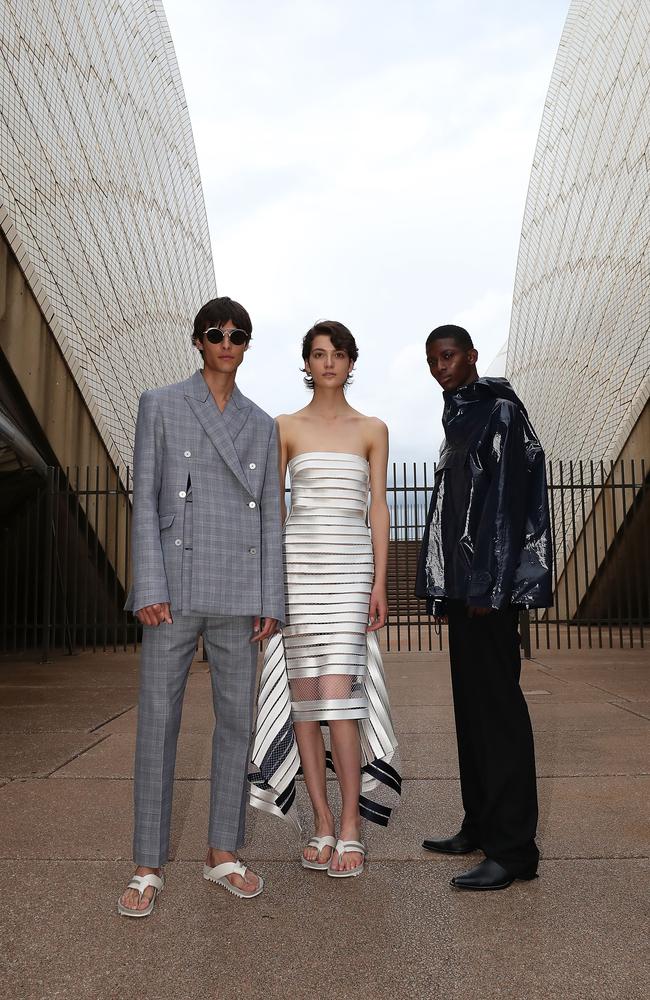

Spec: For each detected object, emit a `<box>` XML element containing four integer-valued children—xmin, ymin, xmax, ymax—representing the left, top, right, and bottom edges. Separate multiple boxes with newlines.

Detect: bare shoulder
<box><xmin>275</xmin><ymin>411</ymin><xmax>307</xmax><ymax>448</ymax></box>
<box><xmin>364</xmin><ymin>415</ymin><xmax>389</xmax><ymax>443</ymax></box>
<box><xmin>276</xmin><ymin>407</ymin><xmax>310</xmax><ymax>425</ymax></box>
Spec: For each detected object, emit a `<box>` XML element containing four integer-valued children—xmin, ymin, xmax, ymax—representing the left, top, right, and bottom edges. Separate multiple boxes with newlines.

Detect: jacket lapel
<box><xmin>223</xmin><ymin>384</ymin><xmax>253</xmax><ymax>443</ymax></box>
<box><xmin>184</xmin><ymin>371</ymin><xmax>250</xmax><ymax>491</ymax></box>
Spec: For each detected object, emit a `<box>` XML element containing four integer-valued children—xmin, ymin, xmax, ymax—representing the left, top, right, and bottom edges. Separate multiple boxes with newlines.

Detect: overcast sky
<box><xmin>163</xmin><ymin>0</ymin><xmax>569</xmax><ymax>460</ymax></box>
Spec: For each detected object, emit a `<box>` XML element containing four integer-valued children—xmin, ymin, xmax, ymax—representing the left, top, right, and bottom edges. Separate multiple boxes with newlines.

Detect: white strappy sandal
<box><xmin>327</xmin><ymin>839</ymin><xmax>366</xmax><ymax>878</ymax></box>
<box><xmin>117</xmin><ymin>872</ymin><xmax>164</xmax><ymax>917</ymax></box>
<box><xmin>301</xmin><ymin>835</ymin><xmax>337</xmax><ymax>870</ymax></box>
<box><xmin>203</xmin><ymin>860</ymin><xmax>264</xmax><ymax>899</ymax></box>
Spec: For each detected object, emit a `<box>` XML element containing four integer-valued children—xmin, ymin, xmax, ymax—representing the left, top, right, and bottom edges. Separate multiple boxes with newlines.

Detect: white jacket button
<box><xmin>249</xmin><ymin>547</ymin><xmax>257</xmax><ymax>555</ymax></box>
<box><xmin>248</xmin><ymin>500</ymin><xmax>256</xmax><ymax>508</ymax></box>
<box><xmin>184</xmin><ymin>450</ymin><xmax>191</xmax><ymax>458</ymax></box>
<box><xmin>249</xmin><ymin>462</ymin><xmax>256</xmax><ymax>470</ymax></box>
<box><xmin>179</xmin><ymin>491</ymin><xmax>187</xmax><ymax>498</ymax></box>
<box><xmin>174</xmin><ymin>538</ymin><xmax>182</xmax><ymax>546</ymax></box>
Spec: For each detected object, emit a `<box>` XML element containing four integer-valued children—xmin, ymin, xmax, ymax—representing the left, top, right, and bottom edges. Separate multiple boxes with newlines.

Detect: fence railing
<box><xmin>0</xmin><ymin>459</ymin><xmax>647</xmax><ymax>658</ymax></box>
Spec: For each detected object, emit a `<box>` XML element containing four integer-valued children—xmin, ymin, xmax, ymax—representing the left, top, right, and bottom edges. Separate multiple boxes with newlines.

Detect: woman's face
<box><xmin>306</xmin><ymin>334</ymin><xmax>353</xmax><ymax>389</ymax></box>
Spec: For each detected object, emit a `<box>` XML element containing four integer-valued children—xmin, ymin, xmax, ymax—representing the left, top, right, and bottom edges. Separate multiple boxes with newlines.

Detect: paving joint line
<box><xmin>88</xmin><ymin>704</ymin><xmax>136</xmax><ymax>733</ymax></box>
<box><xmin>609</xmin><ymin>701</ymin><xmax>650</xmax><ymax>723</ymax></box>
<box><xmin>44</xmin><ymin>733</ymin><xmax>112</xmax><ymax>778</ymax></box>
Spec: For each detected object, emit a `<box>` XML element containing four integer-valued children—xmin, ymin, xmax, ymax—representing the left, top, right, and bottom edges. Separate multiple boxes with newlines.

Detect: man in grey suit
<box><xmin>118</xmin><ymin>296</ymin><xmax>284</xmax><ymax>916</ymax></box>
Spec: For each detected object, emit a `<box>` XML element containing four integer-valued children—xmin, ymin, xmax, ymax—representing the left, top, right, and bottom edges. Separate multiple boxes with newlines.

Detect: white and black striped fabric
<box><xmin>249</xmin><ymin>452</ymin><xmax>401</xmax><ymax>827</ymax></box>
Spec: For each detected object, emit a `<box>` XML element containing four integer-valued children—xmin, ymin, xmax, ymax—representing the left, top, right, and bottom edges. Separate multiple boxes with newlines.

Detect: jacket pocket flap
<box><xmin>159</xmin><ymin>513</ymin><xmax>175</xmax><ymax>529</ymax></box>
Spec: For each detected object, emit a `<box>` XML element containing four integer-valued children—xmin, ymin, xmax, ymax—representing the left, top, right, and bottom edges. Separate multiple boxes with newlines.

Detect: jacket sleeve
<box><xmin>259</xmin><ymin>421</ymin><xmax>286</xmax><ymax>624</ymax></box>
<box><xmin>125</xmin><ymin>391</ymin><xmax>171</xmax><ymax>612</ymax></box>
<box><xmin>467</xmin><ymin>400</ymin><xmax>528</xmax><ymax>610</ymax></box>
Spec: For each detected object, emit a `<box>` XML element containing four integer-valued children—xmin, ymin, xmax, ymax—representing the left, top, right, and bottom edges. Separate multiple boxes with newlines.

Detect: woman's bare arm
<box><xmin>367</xmin><ymin>418</ymin><xmax>390</xmax><ymax>631</ymax></box>
<box><xmin>275</xmin><ymin>414</ymin><xmax>291</xmax><ymax>522</ymax></box>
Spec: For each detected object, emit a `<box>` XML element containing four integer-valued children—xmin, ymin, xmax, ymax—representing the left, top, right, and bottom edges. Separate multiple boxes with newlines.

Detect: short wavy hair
<box><xmin>192</xmin><ymin>296</ymin><xmax>252</xmax><ymax>345</ymax></box>
<box><xmin>301</xmin><ymin>320</ymin><xmax>359</xmax><ymax>390</ymax></box>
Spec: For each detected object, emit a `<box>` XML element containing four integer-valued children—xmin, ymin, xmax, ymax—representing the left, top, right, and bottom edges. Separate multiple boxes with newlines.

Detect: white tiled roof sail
<box><xmin>0</xmin><ymin>0</ymin><xmax>216</xmax><ymax>468</ymax></box>
<box><xmin>508</xmin><ymin>0</ymin><xmax>650</xmax><ymax>464</ymax></box>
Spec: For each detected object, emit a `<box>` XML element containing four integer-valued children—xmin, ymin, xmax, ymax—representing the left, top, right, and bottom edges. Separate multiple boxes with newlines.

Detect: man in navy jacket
<box><xmin>415</xmin><ymin>324</ymin><xmax>552</xmax><ymax>891</ymax></box>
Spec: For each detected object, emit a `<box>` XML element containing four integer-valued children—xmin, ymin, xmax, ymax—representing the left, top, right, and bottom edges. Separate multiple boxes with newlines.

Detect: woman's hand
<box><xmin>367</xmin><ymin>586</ymin><xmax>388</xmax><ymax>632</ymax></box>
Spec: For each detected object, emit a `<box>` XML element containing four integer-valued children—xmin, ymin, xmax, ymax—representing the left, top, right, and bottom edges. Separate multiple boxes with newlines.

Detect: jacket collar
<box><xmin>184</xmin><ymin>370</ymin><xmax>252</xmax><ymax>492</ymax></box>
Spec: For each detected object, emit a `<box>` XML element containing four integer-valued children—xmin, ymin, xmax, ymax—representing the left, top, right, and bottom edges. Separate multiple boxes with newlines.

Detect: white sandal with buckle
<box><xmin>301</xmin><ymin>835</ymin><xmax>337</xmax><ymax>871</ymax></box>
<box><xmin>327</xmin><ymin>839</ymin><xmax>366</xmax><ymax>878</ymax></box>
<box><xmin>117</xmin><ymin>872</ymin><xmax>164</xmax><ymax>917</ymax></box>
<box><xmin>203</xmin><ymin>860</ymin><xmax>264</xmax><ymax>899</ymax></box>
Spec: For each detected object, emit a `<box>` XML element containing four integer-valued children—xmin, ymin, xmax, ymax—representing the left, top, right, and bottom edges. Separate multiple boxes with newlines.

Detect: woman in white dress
<box><xmin>249</xmin><ymin>321</ymin><xmax>400</xmax><ymax>876</ymax></box>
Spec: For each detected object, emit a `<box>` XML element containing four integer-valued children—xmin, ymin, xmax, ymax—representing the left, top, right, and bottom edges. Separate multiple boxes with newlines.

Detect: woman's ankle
<box><xmin>339</xmin><ymin>813</ymin><xmax>361</xmax><ymax>835</ymax></box>
<box><xmin>312</xmin><ymin>808</ymin><xmax>335</xmax><ymax>830</ymax></box>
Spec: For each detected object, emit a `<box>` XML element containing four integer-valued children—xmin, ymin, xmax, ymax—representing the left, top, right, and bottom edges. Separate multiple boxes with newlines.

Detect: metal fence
<box><xmin>0</xmin><ymin>459</ymin><xmax>647</xmax><ymax>658</ymax></box>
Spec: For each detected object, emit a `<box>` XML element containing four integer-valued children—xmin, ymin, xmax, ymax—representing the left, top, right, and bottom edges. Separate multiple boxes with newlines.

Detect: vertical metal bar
<box><xmin>609</xmin><ymin>461</ymin><xmax>624</xmax><ymax>648</ymax></box>
<box><xmin>547</xmin><ymin>462</ymin><xmax>560</xmax><ymax>650</ymax></box>
<box><xmin>401</xmin><ymin>462</ymin><xmax>412</xmax><ymax>652</ymax></box>
<box><xmin>590</xmin><ymin>461</ymin><xmax>602</xmax><ymax>649</ymax></box>
<box><xmin>631</xmin><ymin>460</ymin><xmax>644</xmax><ymax>648</ymax></box>
<box><xmin>55</xmin><ymin>467</ymin><xmax>74</xmax><ymax>657</ymax></box>
<box><xmin>62</xmin><ymin>468</ymin><xmax>71</xmax><ymax>652</ymax></box>
<box><xmin>578</xmin><ymin>461</ymin><xmax>592</xmax><ymax>649</ymax></box>
<box><xmin>391</xmin><ymin>461</ymin><xmax>401</xmax><ymax>652</ymax></box>
<box><xmin>126</xmin><ymin>466</ymin><xmax>135</xmax><ymax>652</ymax></box>
<box><xmin>102</xmin><ymin>464</ymin><xmax>109</xmax><ymax>650</ymax></box>
<box><xmin>113</xmin><ymin>467</ymin><xmax>120</xmax><ymax>652</ymax></box>
<box><xmin>93</xmin><ymin>466</ymin><xmax>100</xmax><ymax>653</ymax></box>
<box><xmin>32</xmin><ymin>491</ymin><xmax>41</xmax><ymax>651</ymax></box>
<box><xmin>639</xmin><ymin>458</ymin><xmax>650</xmax><ymax>646</ymax></box>
<box><xmin>41</xmin><ymin>467</ymin><xmax>55</xmax><ymax>662</ymax></box>
<box><xmin>21</xmin><ymin>491</ymin><xmax>30</xmax><ymax>652</ymax></box>
<box><xmin>413</xmin><ymin>461</ymin><xmax>422</xmax><ymax>653</ymax></box>
<box><xmin>558</xmin><ymin>462</ymin><xmax>571</xmax><ymax>649</ymax></box>
<box><xmin>54</xmin><ymin>467</ymin><xmax>61</xmax><ymax>651</ymax></box>
<box><xmin>434</xmin><ymin>461</ymin><xmax>443</xmax><ymax>653</ymax></box>
<box><xmin>418</xmin><ymin>462</ymin><xmax>435</xmax><ymax>652</ymax></box>
<box><xmin>72</xmin><ymin>467</ymin><xmax>80</xmax><ymax>653</ymax></box>
<box><xmin>569</xmin><ymin>461</ymin><xmax>581</xmax><ymax>649</ymax></box>
<box><xmin>82</xmin><ymin>467</ymin><xmax>90</xmax><ymax>651</ymax></box>
<box><xmin>618</xmin><ymin>459</ymin><xmax>634</xmax><ymax>648</ymax></box>
<box><xmin>599</xmin><ymin>461</ymin><xmax>613</xmax><ymax>649</ymax></box>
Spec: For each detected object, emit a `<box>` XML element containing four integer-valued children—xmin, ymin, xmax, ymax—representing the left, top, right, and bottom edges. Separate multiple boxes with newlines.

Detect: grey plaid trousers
<box><xmin>133</xmin><ymin>614</ymin><xmax>258</xmax><ymax>866</ymax></box>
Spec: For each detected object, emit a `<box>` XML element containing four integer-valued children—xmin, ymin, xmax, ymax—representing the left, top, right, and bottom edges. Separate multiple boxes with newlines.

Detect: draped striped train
<box><xmin>249</xmin><ymin>452</ymin><xmax>401</xmax><ymax>828</ymax></box>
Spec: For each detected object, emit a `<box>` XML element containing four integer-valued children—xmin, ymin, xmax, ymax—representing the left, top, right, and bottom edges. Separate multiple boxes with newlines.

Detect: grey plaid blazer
<box><xmin>125</xmin><ymin>370</ymin><xmax>285</xmax><ymax>622</ymax></box>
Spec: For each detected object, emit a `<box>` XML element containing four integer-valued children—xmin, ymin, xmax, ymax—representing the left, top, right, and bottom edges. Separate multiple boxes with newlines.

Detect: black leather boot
<box><xmin>422</xmin><ymin>831</ymin><xmax>480</xmax><ymax>855</ymax></box>
<box><xmin>450</xmin><ymin>857</ymin><xmax>538</xmax><ymax>890</ymax></box>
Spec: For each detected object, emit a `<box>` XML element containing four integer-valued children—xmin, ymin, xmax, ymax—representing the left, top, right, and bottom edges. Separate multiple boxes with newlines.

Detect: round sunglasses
<box><xmin>202</xmin><ymin>327</ymin><xmax>250</xmax><ymax>346</ymax></box>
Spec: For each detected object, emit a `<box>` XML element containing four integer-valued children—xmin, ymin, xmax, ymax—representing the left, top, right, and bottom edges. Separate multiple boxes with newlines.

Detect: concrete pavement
<box><xmin>1</xmin><ymin>645</ymin><xmax>648</xmax><ymax>1000</ymax></box>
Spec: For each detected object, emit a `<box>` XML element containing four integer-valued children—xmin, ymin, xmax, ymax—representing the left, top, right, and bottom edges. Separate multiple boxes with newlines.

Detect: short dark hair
<box><xmin>192</xmin><ymin>297</ymin><xmax>252</xmax><ymax>345</ymax></box>
<box><xmin>426</xmin><ymin>324</ymin><xmax>474</xmax><ymax>351</ymax></box>
<box><xmin>301</xmin><ymin>320</ymin><xmax>359</xmax><ymax>390</ymax></box>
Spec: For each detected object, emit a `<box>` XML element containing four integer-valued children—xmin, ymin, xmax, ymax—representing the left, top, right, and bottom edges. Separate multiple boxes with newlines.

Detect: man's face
<box><xmin>426</xmin><ymin>337</ymin><xmax>478</xmax><ymax>392</ymax></box>
<box><xmin>197</xmin><ymin>318</ymin><xmax>249</xmax><ymax>375</ymax></box>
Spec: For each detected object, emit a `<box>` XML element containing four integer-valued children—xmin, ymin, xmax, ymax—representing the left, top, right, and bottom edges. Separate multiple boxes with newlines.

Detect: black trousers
<box><xmin>447</xmin><ymin>599</ymin><xmax>539</xmax><ymax>873</ymax></box>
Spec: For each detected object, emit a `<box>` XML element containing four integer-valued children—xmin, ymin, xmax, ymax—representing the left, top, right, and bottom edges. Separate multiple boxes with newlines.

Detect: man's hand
<box><xmin>251</xmin><ymin>617</ymin><xmax>279</xmax><ymax>643</ymax></box>
<box><xmin>467</xmin><ymin>605</ymin><xmax>493</xmax><ymax>618</ymax></box>
<box><xmin>136</xmin><ymin>602</ymin><xmax>173</xmax><ymax>626</ymax></box>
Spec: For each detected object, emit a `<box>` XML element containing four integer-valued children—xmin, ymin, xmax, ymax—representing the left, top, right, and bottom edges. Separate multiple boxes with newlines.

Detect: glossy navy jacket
<box><xmin>415</xmin><ymin>377</ymin><xmax>553</xmax><ymax>614</ymax></box>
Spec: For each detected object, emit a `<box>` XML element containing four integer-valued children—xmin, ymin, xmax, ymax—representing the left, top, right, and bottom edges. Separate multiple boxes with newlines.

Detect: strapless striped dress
<box><xmin>249</xmin><ymin>452</ymin><xmax>401</xmax><ymax>828</ymax></box>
